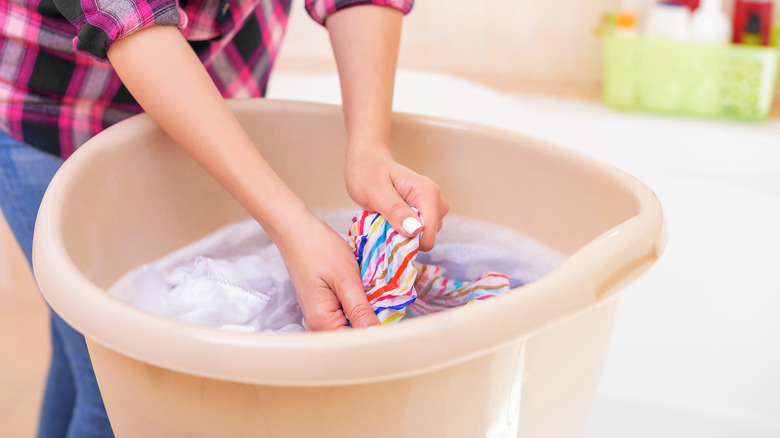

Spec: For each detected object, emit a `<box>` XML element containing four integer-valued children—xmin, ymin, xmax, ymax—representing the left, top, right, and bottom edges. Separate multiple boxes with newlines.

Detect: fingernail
<box><xmin>402</xmin><ymin>217</ymin><xmax>422</xmax><ymax>234</ymax></box>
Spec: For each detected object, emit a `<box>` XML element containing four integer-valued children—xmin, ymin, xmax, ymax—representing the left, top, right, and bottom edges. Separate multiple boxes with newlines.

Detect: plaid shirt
<box><xmin>0</xmin><ymin>0</ymin><xmax>412</xmax><ymax>158</ymax></box>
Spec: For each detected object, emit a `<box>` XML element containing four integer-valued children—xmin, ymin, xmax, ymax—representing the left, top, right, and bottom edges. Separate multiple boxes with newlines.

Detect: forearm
<box><xmin>106</xmin><ymin>25</ymin><xmax>306</xmax><ymax>240</ymax></box>
<box><xmin>325</xmin><ymin>5</ymin><xmax>402</xmax><ymax>160</ymax></box>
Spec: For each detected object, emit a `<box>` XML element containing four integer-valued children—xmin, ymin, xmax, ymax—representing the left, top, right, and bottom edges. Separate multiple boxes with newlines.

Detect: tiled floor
<box><xmin>0</xmin><ymin>213</ymin><xmax>49</xmax><ymax>438</ymax></box>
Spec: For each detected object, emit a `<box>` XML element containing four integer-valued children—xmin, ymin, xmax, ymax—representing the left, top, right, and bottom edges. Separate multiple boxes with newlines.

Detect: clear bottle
<box><xmin>690</xmin><ymin>0</ymin><xmax>731</xmax><ymax>44</ymax></box>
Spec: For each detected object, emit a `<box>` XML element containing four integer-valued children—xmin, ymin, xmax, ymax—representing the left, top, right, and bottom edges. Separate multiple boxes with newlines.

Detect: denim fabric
<box><xmin>0</xmin><ymin>130</ymin><xmax>114</xmax><ymax>437</ymax></box>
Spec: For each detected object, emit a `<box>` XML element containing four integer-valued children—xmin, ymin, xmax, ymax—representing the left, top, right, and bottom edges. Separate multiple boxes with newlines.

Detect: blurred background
<box><xmin>2</xmin><ymin>0</ymin><xmax>780</xmax><ymax>436</ymax></box>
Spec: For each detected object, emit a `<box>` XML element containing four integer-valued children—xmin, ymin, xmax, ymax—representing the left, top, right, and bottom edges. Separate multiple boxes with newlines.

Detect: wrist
<box><xmin>256</xmin><ymin>197</ymin><xmax>312</xmax><ymax>243</ymax></box>
<box><xmin>345</xmin><ymin>140</ymin><xmax>392</xmax><ymax>165</ymax></box>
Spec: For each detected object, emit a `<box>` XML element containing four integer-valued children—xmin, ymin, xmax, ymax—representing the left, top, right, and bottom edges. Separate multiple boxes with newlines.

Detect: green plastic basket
<box><xmin>600</xmin><ymin>16</ymin><xmax>780</xmax><ymax>120</ymax></box>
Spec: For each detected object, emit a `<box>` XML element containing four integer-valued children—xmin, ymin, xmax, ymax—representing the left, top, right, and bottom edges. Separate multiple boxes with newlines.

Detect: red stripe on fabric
<box><xmin>366</xmin><ymin>248</ymin><xmax>417</xmax><ymax>301</ymax></box>
<box><xmin>366</xmin><ymin>253</ymin><xmax>386</xmax><ymax>285</ymax></box>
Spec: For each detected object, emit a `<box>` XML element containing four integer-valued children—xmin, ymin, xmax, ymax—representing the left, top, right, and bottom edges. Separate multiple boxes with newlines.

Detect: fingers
<box><xmin>332</xmin><ymin>271</ymin><xmax>380</xmax><ymax>329</ymax></box>
<box><xmin>345</xmin><ymin>153</ymin><xmax>449</xmax><ymax>252</ymax></box>
<box><xmin>372</xmin><ymin>180</ymin><xmax>450</xmax><ymax>252</ymax></box>
<box><xmin>415</xmin><ymin>184</ymin><xmax>449</xmax><ymax>252</ymax></box>
<box><xmin>302</xmin><ymin>282</ymin><xmax>378</xmax><ymax>331</ymax></box>
<box><xmin>372</xmin><ymin>185</ymin><xmax>423</xmax><ymax>238</ymax></box>
<box><xmin>298</xmin><ymin>285</ymin><xmax>351</xmax><ymax>331</ymax></box>
<box><xmin>297</xmin><ymin>255</ymin><xmax>379</xmax><ymax>331</ymax></box>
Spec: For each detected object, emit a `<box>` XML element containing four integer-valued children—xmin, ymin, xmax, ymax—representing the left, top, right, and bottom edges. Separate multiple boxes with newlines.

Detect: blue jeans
<box><xmin>0</xmin><ymin>131</ymin><xmax>114</xmax><ymax>437</ymax></box>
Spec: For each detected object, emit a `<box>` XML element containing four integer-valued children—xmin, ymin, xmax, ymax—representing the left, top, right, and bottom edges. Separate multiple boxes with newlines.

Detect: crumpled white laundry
<box><xmin>108</xmin><ymin>210</ymin><xmax>565</xmax><ymax>332</ymax></box>
<box><xmin>109</xmin><ymin>219</ymin><xmax>304</xmax><ymax>333</ymax></box>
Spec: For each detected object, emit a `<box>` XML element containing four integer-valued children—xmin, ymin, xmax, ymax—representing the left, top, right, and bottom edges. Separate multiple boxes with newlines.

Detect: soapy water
<box><xmin>108</xmin><ymin>210</ymin><xmax>565</xmax><ymax>333</ymax></box>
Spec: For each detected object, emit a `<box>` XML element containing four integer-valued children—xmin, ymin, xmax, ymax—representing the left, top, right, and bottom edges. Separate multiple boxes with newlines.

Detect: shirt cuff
<box><xmin>72</xmin><ymin>0</ymin><xmax>187</xmax><ymax>61</ymax></box>
<box><xmin>305</xmin><ymin>0</ymin><xmax>414</xmax><ymax>26</ymax></box>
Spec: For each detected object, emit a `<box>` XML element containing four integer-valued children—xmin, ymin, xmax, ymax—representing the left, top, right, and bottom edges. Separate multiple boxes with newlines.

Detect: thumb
<box><xmin>373</xmin><ymin>187</ymin><xmax>423</xmax><ymax>239</ymax></box>
<box><xmin>332</xmin><ymin>271</ymin><xmax>380</xmax><ymax>329</ymax></box>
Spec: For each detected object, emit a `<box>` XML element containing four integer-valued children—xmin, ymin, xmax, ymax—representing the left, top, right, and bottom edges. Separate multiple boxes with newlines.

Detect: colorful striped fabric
<box><xmin>349</xmin><ymin>209</ymin><xmax>420</xmax><ymax>324</ymax></box>
<box><xmin>348</xmin><ymin>210</ymin><xmax>511</xmax><ymax>325</ymax></box>
<box><xmin>406</xmin><ymin>265</ymin><xmax>511</xmax><ymax>318</ymax></box>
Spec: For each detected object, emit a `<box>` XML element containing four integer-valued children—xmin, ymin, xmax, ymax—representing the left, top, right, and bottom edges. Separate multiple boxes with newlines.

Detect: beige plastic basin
<box><xmin>33</xmin><ymin>99</ymin><xmax>665</xmax><ymax>438</ymax></box>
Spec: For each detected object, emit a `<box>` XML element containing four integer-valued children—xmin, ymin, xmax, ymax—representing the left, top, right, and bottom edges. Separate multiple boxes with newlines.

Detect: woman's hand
<box><xmin>345</xmin><ymin>147</ymin><xmax>449</xmax><ymax>252</ymax></box>
<box><xmin>275</xmin><ymin>210</ymin><xmax>380</xmax><ymax>331</ymax></box>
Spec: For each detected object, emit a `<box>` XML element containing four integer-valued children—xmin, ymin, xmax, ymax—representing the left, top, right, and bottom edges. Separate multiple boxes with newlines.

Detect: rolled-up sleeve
<box><xmin>305</xmin><ymin>0</ymin><xmax>413</xmax><ymax>25</ymax></box>
<box><xmin>53</xmin><ymin>0</ymin><xmax>186</xmax><ymax>60</ymax></box>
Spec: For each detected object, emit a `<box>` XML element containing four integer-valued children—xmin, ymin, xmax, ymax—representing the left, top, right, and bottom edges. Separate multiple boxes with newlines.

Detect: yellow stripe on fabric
<box><xmin>381</xmin><ymin>312</ymin><xmax>406</xmax><ymax>325</ymax></box>
<box><xmin>450</xmin><ymin>283</ymin><xmax>508</xmax><ymax>299</ymax></box>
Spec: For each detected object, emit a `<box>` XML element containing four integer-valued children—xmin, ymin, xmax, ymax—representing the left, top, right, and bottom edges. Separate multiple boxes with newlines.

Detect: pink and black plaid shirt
<box><xmin>0</xmin><ymin>0</ymin><xmax>412</xmax><ymax>158</ymax></box>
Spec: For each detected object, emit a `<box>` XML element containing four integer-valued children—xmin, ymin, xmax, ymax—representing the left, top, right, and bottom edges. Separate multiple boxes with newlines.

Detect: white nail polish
<box><xmin>402</xmin><ymin>217</ymin><xmax>422</xmax><ymax>234</ymax></box>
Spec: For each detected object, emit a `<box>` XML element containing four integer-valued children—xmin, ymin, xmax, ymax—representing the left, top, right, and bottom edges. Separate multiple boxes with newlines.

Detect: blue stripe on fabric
<box><xmin>374</xmin><ymin>297</ymin><xmax>417</xmax><ymax>314</ymax></box>
<box><xmin>361</xmin><ymin>221</ymin><xmax>389</xmax><ymax>277</ymax></box>
<box><xmin>355</xmin><ymin>235</ymin><xmax>367</xmax><ymax>264</ymax></box>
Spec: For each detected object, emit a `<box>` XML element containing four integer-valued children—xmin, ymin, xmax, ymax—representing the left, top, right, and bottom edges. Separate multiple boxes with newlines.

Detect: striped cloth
<box><xmin>348</xmin><ymin>210</ymin><xmax>511</xmax><ymax>324</ymax></box>
<box><xmin>405</xmin><ymin>265</ymin><xmax>510</xmax><ymax>318</ymax></box>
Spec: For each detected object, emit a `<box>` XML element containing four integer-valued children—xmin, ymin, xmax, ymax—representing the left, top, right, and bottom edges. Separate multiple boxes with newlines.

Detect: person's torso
<box><xmin>0</xmin><ymin>0</ymin><xmax>292</xmax><ymax>157</ymax></box>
